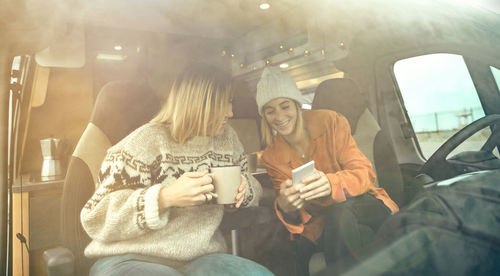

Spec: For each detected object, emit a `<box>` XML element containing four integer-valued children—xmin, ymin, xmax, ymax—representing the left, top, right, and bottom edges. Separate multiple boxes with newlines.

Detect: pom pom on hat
<box><xmin>256</xmin><ymin>67</ymin><xmax>304</xmax><ymax>115</ymax></box>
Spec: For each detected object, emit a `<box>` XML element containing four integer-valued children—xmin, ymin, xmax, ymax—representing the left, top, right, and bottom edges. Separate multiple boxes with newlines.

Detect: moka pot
<box><xmin>40</xmin><ymin>138</ymin><xmax>64</xmax><ymax>181</ymax></box>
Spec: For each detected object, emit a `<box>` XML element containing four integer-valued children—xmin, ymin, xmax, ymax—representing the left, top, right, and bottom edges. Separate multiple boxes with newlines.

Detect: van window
<box><xmin>492</xmin><ymin>66</ymin><xmax>500</xmax><ymax>93</ymax></box>
<box><xmin>302</xmin><ymin>93</ymin><xmax>314</xmax><ymax>109</ymax></box>
<box><xmin>394</xmin><ymin>53</ymin><xmax>487</xmax><ymax>159</ymax></box>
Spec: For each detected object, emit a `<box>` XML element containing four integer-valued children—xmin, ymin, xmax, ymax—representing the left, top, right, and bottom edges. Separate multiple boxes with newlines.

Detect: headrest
<box><xmin>312</xmin><ymin>78</ymin><xmax>368</xmax><ymax>133</ymax></box>
<box><xmin>91</xmin><ymin>81</ymin><xmax>161</xmax><ymax>144</ymax></box>
<box><xmin>231</xmin><ymin>80</ymin><xmax>259</xmax><ymax>120</ymax></box>
<box><xmin>232</xmin><ymin>96</ymin><xmax>259</xmax><ymax>120</ymax></box>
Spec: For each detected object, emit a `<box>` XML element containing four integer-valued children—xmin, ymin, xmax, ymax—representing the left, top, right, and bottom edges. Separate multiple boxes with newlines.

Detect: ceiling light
<box><xmin>114</xmin><ymin>45</ymin><xmax>122</xmax><ymax>51</ymax></box>
<box><xmin>260</xmin><ymin>3</ymin><xmax>270</xmax><ymax>10</ymax></box>
<box><xmin>96</xmin><ymin>54</ymin><xmax>127</xmax><ymax>61</ymax></box>
<box><xmin>279</xmin><ymin>63</ymin><xmax>289</xmax><ymax>68</ymax></box>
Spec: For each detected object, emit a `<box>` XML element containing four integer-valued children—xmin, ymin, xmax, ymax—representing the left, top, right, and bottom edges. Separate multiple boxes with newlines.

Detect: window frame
<box><xmin>374</xmin><ymin>45</ymin><xmax>500</xmax><ymax>165</ymax></box>
<box><xmin>392</xmin><ymin>53</ymin><xmax>486</xmax><ymax>159</ymax></box>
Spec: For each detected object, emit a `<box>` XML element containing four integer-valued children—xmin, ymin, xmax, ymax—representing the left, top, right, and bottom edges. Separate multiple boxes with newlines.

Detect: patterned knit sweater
<box><xmin>81</xmin><ymin>122</ymin><xmax>262</xmax><ymax>261</ymax></box>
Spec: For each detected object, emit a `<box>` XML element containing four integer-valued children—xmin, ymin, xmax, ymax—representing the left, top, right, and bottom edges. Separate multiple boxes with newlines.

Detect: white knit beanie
<box><xmin>256</xmin><ymin>67</ymin><xmax>304</xmax><ymax>115</ymax></box>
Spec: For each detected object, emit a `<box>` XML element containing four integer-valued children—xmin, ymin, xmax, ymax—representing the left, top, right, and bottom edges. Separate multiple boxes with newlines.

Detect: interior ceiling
<box><xmin>3</xmin><ymin>0</ymin><xmax>499</xmax><ymax>86</ymax></box>
<box><xmin>83</xmin><ymin>0</ymin><xmax>304</xmax><ymax>40</ymax></box>
<box><xmin>3</xmin><ymin>0</ymin><xmax>500</xmax><ymax>53</ymax></box>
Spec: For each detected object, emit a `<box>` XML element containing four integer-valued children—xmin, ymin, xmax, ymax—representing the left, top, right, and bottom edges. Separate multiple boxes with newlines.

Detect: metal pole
<box><xmin>231</xmin><ymin>229</ymin><xmax>239</xmax><ymax>256</ymax></box>
<box><xmin>1</xmin><ymin>50</ymin><xmax>12</xmax><ymax>276</ymax></box>
<box><xmin>434</xmin><ymin>112</ymin><xmax>439</xmax><ymax>133</ymax></box>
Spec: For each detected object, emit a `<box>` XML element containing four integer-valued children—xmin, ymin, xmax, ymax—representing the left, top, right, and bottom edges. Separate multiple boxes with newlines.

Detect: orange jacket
<box><xmin>262</xmin><ymin>109</ymin><xmax>399</xmax><ymax>242</ymax></box>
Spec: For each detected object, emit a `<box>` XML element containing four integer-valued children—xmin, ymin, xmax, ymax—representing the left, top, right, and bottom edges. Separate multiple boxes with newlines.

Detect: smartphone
<box><xmin>292</xmin><ymin>160</ymin><xmax>315</xmax><ymax>185</ymax></box>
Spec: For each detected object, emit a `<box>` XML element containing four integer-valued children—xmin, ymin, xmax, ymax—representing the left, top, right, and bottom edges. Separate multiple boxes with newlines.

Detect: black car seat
<box><xmin>312</xmin><ymin>78</ymin><xmax>404</xmax><ymax>205</ymax></box>
<box><xmin>308</xmin><ymin>78</ymin><xmax>405</xmax><ymax>275</ymax></box>
<box><xmin>45</xmin><ymin>80</ymin><xmax>161</xmax><ymax>276</ymax></box>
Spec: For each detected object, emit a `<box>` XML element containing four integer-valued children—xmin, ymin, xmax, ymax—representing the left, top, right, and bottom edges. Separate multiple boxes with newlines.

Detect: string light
<box><xmin>340</xmin><ymin>42</ymin><xmax>346</xmax><ymax>50</ymax></box>
<box><xmin>221</xmin><ymin>50</ymin><xmax>227</xmax><ymax>57</ymax></box>
<box><xmin>229</xmin><ymin>39</ymin><xmax>333</xmax><ymax>71</ymax></box>
<box><xmin>259</xmin><ymin>3</ymin><xmax>270</xmax><ymax>10</ymax></box>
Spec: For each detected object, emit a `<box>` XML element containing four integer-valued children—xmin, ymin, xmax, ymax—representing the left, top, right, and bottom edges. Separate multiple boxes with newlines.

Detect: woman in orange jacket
<box><xmin>256</xmin><ymin>67</ymin><xmax>399</xmax><ymax>275</ymax></box>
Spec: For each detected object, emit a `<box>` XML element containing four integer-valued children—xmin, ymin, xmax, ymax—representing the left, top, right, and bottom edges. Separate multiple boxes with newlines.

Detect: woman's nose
<box><xmin>275</xmin><ymin>110</ymin><xmax>284</xmax><ymax>120</ymax></box>
<box><xmin>226</xmin><ymin>106</ymin><xmax>233</xmax><ymax>118</ymax></box>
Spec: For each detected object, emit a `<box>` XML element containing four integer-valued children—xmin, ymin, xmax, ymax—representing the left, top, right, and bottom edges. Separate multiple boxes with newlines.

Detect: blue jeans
<box><xmin>90</xmin><ymin>253</ymin><xmax>274</xmax><ymax>276</ymax></box>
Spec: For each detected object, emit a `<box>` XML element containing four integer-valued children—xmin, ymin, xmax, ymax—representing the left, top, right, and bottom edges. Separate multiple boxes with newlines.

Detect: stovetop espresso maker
<box><xmin>40</xmin><ymin>137</ymin><xmax>65</xmax><ymax>181</ymax></box>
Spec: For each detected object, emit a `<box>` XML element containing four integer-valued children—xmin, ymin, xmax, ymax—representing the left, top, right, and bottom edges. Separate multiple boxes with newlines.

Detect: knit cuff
<box><xmin>144</xmin><ymin>184</ymin><xmax>169</xmax><ymax>230</ymax></box>
<box><xmin>241</xmin><ymin>173</ymin><xmax>259</xmax><ymax>207</ymax></box>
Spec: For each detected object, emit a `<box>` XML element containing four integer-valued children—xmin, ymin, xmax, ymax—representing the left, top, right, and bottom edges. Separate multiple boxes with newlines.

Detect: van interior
<box><xmin>1</xmin><ymin>0</ymin><xmax>500</xmax><ymax>275</ymax></box>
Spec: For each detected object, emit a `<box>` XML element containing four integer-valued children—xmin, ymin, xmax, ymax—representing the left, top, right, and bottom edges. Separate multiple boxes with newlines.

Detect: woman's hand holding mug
<box><xmin>229</xmin><ymin>176</ymin><xmax>247</xmax><ymax>208</ymax></box>
<box><xmin>159</xmin><ymin>170</ymin><xmax>215</xmax><ymax>209</ymax></box>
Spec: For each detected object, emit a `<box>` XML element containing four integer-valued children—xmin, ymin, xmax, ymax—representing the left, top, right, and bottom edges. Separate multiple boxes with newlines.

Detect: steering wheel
<box><xmin>419</xmin><ymin>114</ymin><xmax>500</xmax><ymax>181</ymax></box>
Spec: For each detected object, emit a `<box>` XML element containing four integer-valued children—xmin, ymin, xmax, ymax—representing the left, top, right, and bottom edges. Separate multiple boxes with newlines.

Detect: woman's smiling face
<box><xmin>263</xmin><ymin>97</ymin><xmax>298</xmax><ymax>137</ymax></box>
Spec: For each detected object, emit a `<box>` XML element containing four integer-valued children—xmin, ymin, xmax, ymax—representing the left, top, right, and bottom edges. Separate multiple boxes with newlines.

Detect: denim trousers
<box><xmin>90</xmin><ymin>253</ymin><xmax>274</xmax><ymax>276</ymax></box>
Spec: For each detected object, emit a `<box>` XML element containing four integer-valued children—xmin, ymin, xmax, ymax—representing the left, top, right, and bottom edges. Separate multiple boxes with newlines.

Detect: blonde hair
<box><xmin>261</xmin><ymin>101</ymin><xmax>305</xmax><ymax>146</ymax></box>
<box><xmin>151</xmin><ymin>65</ymin><xmax>232</xmax><ymax>144</ymax></box>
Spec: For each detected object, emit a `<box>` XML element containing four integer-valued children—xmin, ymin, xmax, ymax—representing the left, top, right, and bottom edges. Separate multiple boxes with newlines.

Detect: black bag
<box><xmin>316</xmin><ymin>169</ymin><xmax>500</xmax><ymax>276</ymax></box>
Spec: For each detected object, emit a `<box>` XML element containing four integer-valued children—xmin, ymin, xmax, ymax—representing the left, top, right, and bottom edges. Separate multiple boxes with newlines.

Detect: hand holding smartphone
<box><xmin>292</xmin><ymin>160</ymin><xmax>315</xmax><ymax>185</ymax></box>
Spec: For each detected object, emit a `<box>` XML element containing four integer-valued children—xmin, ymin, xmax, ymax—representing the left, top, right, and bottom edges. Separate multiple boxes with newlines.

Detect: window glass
<box><xmin>301</xmin><ymin>93</ymin><xmax>314</xmax><ymax>109</ymax></box>
<box><xmin>394</xmin><ymin>53</ymin><xmax>487</xmax><ymax>159</ymax></box>
<box><xmin>490</xmin><ymin>66</ymin><xmax>500</xmax><ymax>157</ymax></box>
<box><xmin>491</xmin><ymin>66</ymin><xmax>500</xmax><ymax>93</ymax></box>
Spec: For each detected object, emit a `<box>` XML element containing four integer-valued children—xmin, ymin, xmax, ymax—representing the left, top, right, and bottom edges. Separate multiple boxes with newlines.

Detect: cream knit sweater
<box><xmin>81</xmin><ymin>122</ymin><xmax>262</xmax><ymax>261</ymax></box>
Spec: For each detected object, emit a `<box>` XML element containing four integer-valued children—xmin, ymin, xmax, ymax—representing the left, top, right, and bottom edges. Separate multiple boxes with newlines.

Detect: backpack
<box><xmin>316</xmin><ymin>169</ymin><xmax>500</xmax><ymax>276</ymax></box>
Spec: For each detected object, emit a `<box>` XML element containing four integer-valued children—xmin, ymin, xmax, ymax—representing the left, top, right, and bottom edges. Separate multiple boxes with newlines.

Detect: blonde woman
<box><xmin>81</xmin><ymin>65</ymin><xmax>271</xmax><ymax>276</ymax></box>
<box><xmin>256</xmin><ymin>67</ymin><xmax>398</xmax><ymax>275</ymax></box>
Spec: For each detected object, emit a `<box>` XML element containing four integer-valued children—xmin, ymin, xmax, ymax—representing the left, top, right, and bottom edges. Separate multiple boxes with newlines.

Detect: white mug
<box><xmin>210</xmin><ymin>166</ymin><xmax>241</xmax><ymax>204</ymax></box>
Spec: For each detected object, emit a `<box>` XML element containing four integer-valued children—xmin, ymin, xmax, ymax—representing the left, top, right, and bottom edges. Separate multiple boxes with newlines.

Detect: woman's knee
<box><xmin>323</xmin><ymin>200</ymin><xmax>357</xmax><ymax>228</ymax></box>
<box><xmin>90</xmin><ymin>258</ymin><xmax>182</xmax><ymax>276</ymax></box>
